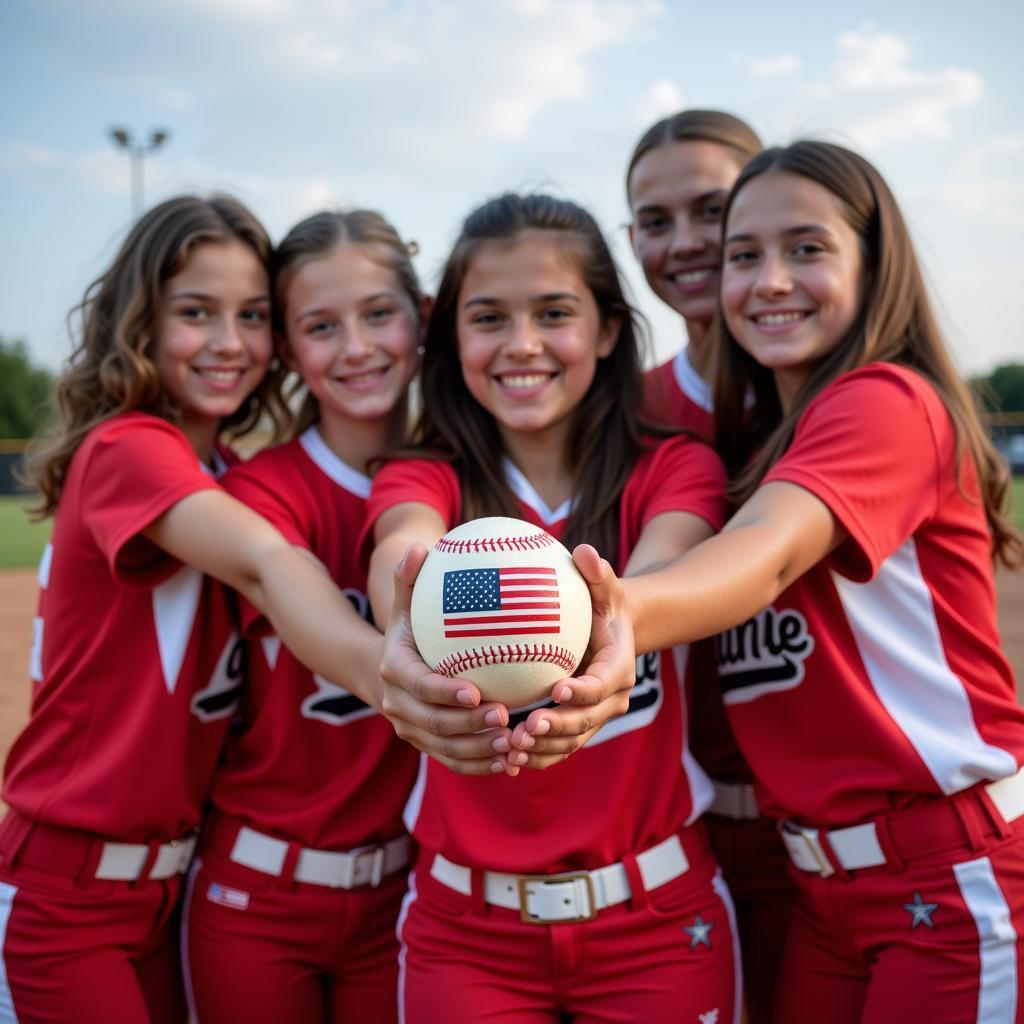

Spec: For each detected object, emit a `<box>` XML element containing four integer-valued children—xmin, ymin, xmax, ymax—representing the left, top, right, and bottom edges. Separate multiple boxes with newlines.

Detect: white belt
<box><xmin>782</xmin><ymin>766</ymin><xmax>1024</xmax><ymax>878</ymax></box>
<box><xmin>710</xmin><ymin>780</ymin><xmax>760</xmax><ymax>821</ymax></box>
<box><xmin>230</xmin><ymin>826</ymin><xmax>411</xmax><ymax>889</ymax></box>
<box><xmin>430</xmin><ymin>834</ymin><xmax>689</xmax><ymax>924</ymax></box>
<box><xmin>95</xmin><ymin>835</ymin><xmax>197</xmax><ymax>881</ymax></box>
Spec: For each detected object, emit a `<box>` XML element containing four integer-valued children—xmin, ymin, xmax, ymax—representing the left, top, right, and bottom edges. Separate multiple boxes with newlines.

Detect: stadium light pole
<box><xmin>108</xmin><ymin>127</ymin><xmax>170</xmax><ymax>217</ymax></box>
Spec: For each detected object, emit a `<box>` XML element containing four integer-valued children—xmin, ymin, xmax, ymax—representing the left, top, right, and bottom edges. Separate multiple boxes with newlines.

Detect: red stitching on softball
<box><xmin>433</xmin><ymin>643</ymin><xmax>576</xmax><ymax>676</ymax></box>
<box><xmin>435</xmin><ymin>532</ymin><xmax>556</xmax><ymax>555</ymax></box>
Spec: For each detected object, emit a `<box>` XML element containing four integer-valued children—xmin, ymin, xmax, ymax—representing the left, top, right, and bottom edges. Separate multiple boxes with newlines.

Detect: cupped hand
<box><xmin>379</xmin><ymin>543</ymin><xmax>519</xmax><ymax>775</ymax></box>
<box><xmin>508</xmin><ymin>544</ymin><xmax>636</xmax><ymax>769</ymax></box>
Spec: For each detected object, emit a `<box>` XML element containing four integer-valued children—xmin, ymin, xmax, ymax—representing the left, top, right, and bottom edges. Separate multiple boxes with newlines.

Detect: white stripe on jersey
<box><xmin>396</xmin><ymin>869</ymin><xmax>418</xmax><ymax>1024</ymax></box>
<box><xmin>260</xmin><ymin>634</ymin><xmax>282</xmax><ymax>671</ymax></box>
<box><xmin>831</xmin><ymin>538</ymin><xmax>1017</xmax><ymax>794</ymax></box>
<box><xmin>152</xmin><ymin>565</ymin><xmax>203</xmax><ymax>695</ymax></box>
<box><xmin>299</xmin><ymin>426</ymin><xmax>372</xmax><ymax>498</ymax></box>
<box><xmin>29</xmin><ymin>544</ymin><xmax>52</xmax><ymax>684</ymax></box>
<box><xmin>710</xmin><ymin>869</ymin><xmax>743</xmax><ymax>1024</ymax></box>
<box><xmin>672</xmin><ymin>349</ymin><xmax>714</xmax><ymax>413</ymax></box>
<box><xmin>676</xmin><ymin>644</ymin><xmax>715</xmax><ymax>826</ymax></box>
<box><xmin>402</xmin><ymin>752</ymin><xmax>429</xmax><ymax>835</ymax></box>
<box><xmin>0</xmin><ymin>881</ymin><xmax>20</xmax><ymax>1023</ymax></box>
<box><xmin>953</xmin><ymin>856</ymin><xmax>1018</xmax><ymax>1023</ymax></box>
<box><xmin>36</xmin><ymin>544</ymin><xmax>52</xmax><ymax>589</ymax></box>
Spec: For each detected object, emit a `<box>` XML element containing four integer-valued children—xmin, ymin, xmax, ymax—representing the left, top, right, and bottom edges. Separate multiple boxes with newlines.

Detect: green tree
<box><xmin>0</xmin><ymin>337</ymin><xmax>55</xmax><ymax>439</ymax></box>
<box><xmin>984</xmin><ymin>364</ymin><xmax>1024</xmax><ymax>413</ymax></box>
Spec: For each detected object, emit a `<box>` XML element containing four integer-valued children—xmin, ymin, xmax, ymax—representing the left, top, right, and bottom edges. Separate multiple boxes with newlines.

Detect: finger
<box><xmin>396</xmin><ymin>542</ymin><xmax>429</xmax><ymax>590</ymax></box>
<box><xmin>509</xmin><ymin>724</ymin><xmax>606</xmax><ymax>770</ymax></box>
<box><xmin>381</xmin><ymin>688</ymin><xmax>509</xmax><ymax>735</ymax></box>
<box><xmin>570</xmin><ymin>542</ymin><xmax>605</xmax><ymax>581</ymax></box>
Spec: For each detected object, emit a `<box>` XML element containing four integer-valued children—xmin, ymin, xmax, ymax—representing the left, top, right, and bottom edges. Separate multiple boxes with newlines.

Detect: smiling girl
<box><xmin>523</xmin><ymin>141</ymin><xmax>1024</xmax><ymax>1021</ymax></box>
<box><xmin>183</xmin><ymin>210</ymin><xmax>428</xmax><ymax>1024</ymax></box>
<box><xmin>0</xmin><ymin>196</ymin><xmax>402</xmax><ymax>1023</ymax></box>
<box><xmin>627</xmin><ymin>110</ymin><xmax>794</xmax><ymax>1022</ymax></box>
<box><xmin>627</xmin><ymin>109</ymin><xmax>762</xmax><ymax>435</ymax></box>
<box><xmin>364</xmin><ymin>193</ymin><xmax>739</xmax><ymax>1023</ymax></box>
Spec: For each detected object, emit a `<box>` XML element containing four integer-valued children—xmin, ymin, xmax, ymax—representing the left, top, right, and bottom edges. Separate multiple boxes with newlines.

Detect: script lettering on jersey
<box><xmin>192</xmin><ymin>632</ymin><xmax>245</xmax><ymax>722</ymax></box>
<box><xmin>301</xmin><ymin>588</ymin><xmax>376</xmax><ymax>725</ymax></box>
<box><xmin>506</xmin><ymin>650</ymin><xmax>665</xmax><ymax>745</ymax></box>
<box><xmin>715</xmin><ymin>606</ymin><xmax>814</xmax><ymax>705</ymax></box>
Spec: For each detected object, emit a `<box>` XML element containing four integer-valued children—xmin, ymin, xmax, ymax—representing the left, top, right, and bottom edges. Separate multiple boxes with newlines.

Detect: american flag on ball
<box><xmin>442</xmin><ymin>566</ymin><xmax>560</xmax><ymax>639</ymax></box>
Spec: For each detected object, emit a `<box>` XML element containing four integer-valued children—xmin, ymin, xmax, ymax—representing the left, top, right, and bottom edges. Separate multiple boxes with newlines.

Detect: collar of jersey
<box><xmin>299</xmin><ymin>426</ymin><xmax>371</xmax><ymax>499</ymax></box>
<box><xmin>501</xmin><ymin>456</ymin><xmax>575</xmax><ymax>526</ymax></box>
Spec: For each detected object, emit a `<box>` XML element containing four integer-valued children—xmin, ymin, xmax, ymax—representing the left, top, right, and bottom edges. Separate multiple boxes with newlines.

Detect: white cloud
<box><xmin>634</xmin><ymin>79</ymin><xmax>685</xmax><ymax>126</ymax></box>
<box><xmin>284</xmin><ymin>30</ymin><xmax>346</xmax><ymax>69</ymax></box>
<box><xmin>908</xmin><ymin>133</ymin><xmax>1024</xmax><ymax>228</ymax></box>
<box><xmin>1</xmin><ymin>141</ymin><xmax>61</xmax><ymax>171</ymax></box>
<box><xmin>793</xmin><ymin>26</ymin><xmax>984</xmax><ymax>147</ymax></box>
<box><xmin>748</xmin><ymin>53</ymin><xmax>801</xmax><ymax>78</ymax></box>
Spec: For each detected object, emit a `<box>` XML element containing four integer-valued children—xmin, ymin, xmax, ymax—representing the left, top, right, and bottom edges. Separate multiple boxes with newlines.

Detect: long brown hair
<box><xmin>27</xmin><ymin>194</ymin><xmax>288</xmax><ymax>516</ymax></box>
<box><xmin>272</xmin><ymin>209</ymin><xmax>423</xmax><ymax>439</ymax></box>
<box><xmin>712</xmin><ymin>141</ymin><xmax>1023</xmax><ymax>567</ymax></box>
<box><xmin>625</xmin><ymin>108</ymin><xmax>763</xmax><ymax>199</ymax></box>
<box><xmin>397</xmin><ymin>193</ymin><xmax>648</xmax><ymax>565</ymax></box>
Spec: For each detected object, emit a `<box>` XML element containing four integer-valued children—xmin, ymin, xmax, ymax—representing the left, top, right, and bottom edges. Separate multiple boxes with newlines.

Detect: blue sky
<box><xmin>2</xmin><ymin>0</ymin><xmax>1021</xmax><ymax>374</ymax></box>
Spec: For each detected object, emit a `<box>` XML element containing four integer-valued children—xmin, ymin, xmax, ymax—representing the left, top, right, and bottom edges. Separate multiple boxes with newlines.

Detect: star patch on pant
<box><xmin>683</xmin><ymin>913</ymin><xmax>713</xmax><ymax>949</ymax></box>
<box><xmin>902</xmin><ymin>891</ymin><xmax>938</xmax><ymax>929</ymax></box>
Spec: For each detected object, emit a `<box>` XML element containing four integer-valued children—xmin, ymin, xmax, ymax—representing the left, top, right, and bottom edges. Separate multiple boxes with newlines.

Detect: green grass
<box><xmin>1013</xmin><ymin>478</ymin><xmax>1024</xmax><ymax>534</ymax></box>
<box><xmin>0</xmin><ymin>495</ymin><xmax>51</xmax><ymax>570</ymax></box>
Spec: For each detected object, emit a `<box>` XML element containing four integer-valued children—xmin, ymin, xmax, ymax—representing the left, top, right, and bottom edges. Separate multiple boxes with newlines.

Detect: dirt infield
<box><xmin>1</xmin><ymin>567</ymin><xmax>1023</xmax><ymax>765</ymax></box>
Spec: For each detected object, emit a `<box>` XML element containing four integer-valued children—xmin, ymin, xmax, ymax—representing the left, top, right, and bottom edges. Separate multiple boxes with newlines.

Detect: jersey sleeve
<box><xmin>220</xmin><ymin>451</ymin><xmax>314</xmax><ymax>636</ymax></box>
<box><xmin>763</xmin><ymin>364</ymin><xmax>948</xmax><ymax>581</ymax></box>
<box><xmin>359</xmin><ymin>458</ymin><xmax>462</xmax><ymax>565</ymax></box>
<box><xmin>79</xmin><ymin>416</ymin><xmax>219</xmax><ymax>585</ymax></box>
<box><xmin>638</xmin><ymin>435</ymin><xmax>728</xmax><ymax>531</ymax></box>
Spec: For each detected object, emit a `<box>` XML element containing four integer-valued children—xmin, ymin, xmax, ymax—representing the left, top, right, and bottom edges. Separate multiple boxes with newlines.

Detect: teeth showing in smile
<box><xmin>501</xmin><ymin>373</ymin><xmax>551</xmax><ymax>389</ymax></box>
<box><xmin>673</xmin><ymin>269</ymin><xmax>714</xmax><ymax>286</ymax></box>
<box><xmin>196</xmin><ymin>368</ymin><xmax>243</xmax><ymax>381</ymax></box>
<box><xmin>755</xmin><ymin>312</ymin><xmax>806</xmax><ymax>326</ymax></box>
<box><xmin>341</xmin><ymin>368</ymin><xmax>387</xmax><ymax>385</ymax></box>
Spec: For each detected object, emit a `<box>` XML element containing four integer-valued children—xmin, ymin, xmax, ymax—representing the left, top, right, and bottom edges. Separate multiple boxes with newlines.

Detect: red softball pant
<box><xmin>398</xmin><ymin>837</ymin><xmax>740</xmax><ymax>1023</ymax></box>
<box><xmin>183</xmin><ymin>847</ymin><xmax>407</xmax><ymax>1024</ymax></box>
<box><xmin>773</xmin><ymin>809</ymin><xmax>1024</xmax><ymax>1023</ymax></box>
<box><xmin>0</xmin><ymin>862</ymin><xmax>186</xmax><ymax>1024</ymax></box>
<box><xmin>704</xmin><ymin>812</ymin><xmax>795</xmax><ymax>1023</ymax></box>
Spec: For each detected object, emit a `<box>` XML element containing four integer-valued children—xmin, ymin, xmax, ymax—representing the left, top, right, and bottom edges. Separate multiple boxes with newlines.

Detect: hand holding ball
<box><xmin>410</xmin><ymin>517</ymin><xmax>593</xmax><ymax>707</ymax></box>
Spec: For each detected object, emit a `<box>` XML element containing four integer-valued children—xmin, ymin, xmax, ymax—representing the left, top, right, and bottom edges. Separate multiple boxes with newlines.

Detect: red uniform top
<box><xmin>641</xmin><ymin>349</ymin><xmax>715</xmax><ymax>438</ymax></box>
<box><xmin>3</xmin><ymin>414</ymin><xmax>241</xmax><ymax>841</ymax></box>
<box><xmin>363</xmin><ymin>436</ymin><xmax>727</xmax><ymax>872</ymax></box>
<box><xmin>212</xmin><ymin>427</ymin><xmax>418</xmax><ymax>849</ymax></box>
<box><xmin>721</xmin><ymin>363</ymin><xmax>1024</xmax><ymax>826</ymax></box>
<box><xmin>640</xmin><ymin>349</ymin><xmax>751</xmax><ymax>785</ymax></box>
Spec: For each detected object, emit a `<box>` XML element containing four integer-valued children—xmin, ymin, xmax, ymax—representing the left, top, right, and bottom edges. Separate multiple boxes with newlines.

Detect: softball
<box><xmin>410</xmin><ymin>516</ymin><xmax>593</xmax><ymax>707</ymax></box>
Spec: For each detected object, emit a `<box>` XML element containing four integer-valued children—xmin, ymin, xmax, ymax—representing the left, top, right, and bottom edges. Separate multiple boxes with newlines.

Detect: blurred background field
<box><xmin>0</xmin><ymin>494</ymin><xmax>47</xmax><ymax>570</ymax></box>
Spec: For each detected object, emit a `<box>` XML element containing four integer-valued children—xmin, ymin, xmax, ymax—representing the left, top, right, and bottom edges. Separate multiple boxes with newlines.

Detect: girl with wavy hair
<box><xmin>0</xmin><ymin>195</ymin><xmax>401</xmax><ymax>1022</ymax></box>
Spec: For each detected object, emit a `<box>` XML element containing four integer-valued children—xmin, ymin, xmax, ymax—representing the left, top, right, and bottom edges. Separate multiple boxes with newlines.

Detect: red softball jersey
<box><xmin>2</xmin><ymin>413</ymin><xmax>241</xmax><ymax>841</ymax></box>
<box><xmin>363</xmin><ymin>435</ymin><xmax>727</xmax><ymax>873</ymax></box>
<box><xmin>722</xmin><ymin>362</ymin><xmax>1024</xmax><ymax>826</ymax></box>
<box><xmin>640</xmin><ymin>350</ymin><xmax>752</xmax><ymax>786</ymax></box>
<box><xmin>213</xmin><ymin>427</ymin><xmax>418</xmax><ymax>849</ymax></box>
<box><xmin>641</xmin><ymin>348</ymin><xmax>715</xmax><ymax>439</ymax></box>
